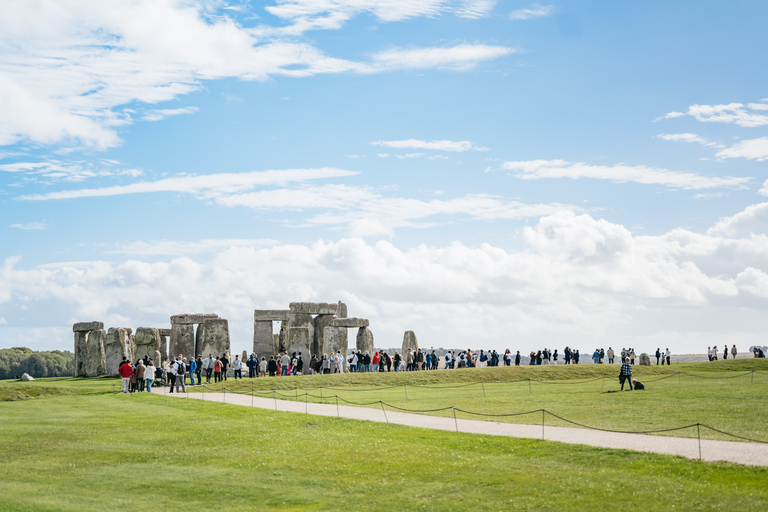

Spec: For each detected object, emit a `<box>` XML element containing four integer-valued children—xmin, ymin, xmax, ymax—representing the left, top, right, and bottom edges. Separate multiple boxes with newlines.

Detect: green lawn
<box><xmin>0</xmin><ymin>392</ymin><xmax>766</xmax><ymax>511</ymax></box>
<box><xmin>189</xmin><ymin>359</ymin><xmax>768</xmax><ymax>442</ymax></box>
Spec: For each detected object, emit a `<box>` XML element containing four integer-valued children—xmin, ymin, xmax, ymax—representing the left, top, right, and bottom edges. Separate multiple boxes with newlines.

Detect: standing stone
<box><xmin>128</xmin><ymin>333</ymin><xmax>136</xmax><ymax>363</ymax></box>
<box><xmin>357</xmin><ymin>327</ymin><xmax>374</xmax><ymax>355</ymax></box>
<box><xmin>105</xmin><ymin>327</ymin><xmax>134</xmax><ymax>376</ymax></box>
<box><xmin>253</xmin><ymin>320</ymin><xmax>274</xmax><ymax>359</ymax></box>
<box><xmin>169</xmin><ymin>323</ymin><xmax>194</xmax><ymax>359</ymax></box>
<box><xmin>324</xmin><ymin>326</ymin><xmax>349</xmax><ymax>360</ymax></box>
<box><xmin>74</xmin><ymin>331</ymin><xmax>89</xmax><ymax>377</ymax></box>
<box><xmin>639</xmin><ymin>353</ymin><xmax>652</xmax><ymax>366</ymax></box>
<box><xmin>134</xmin><ymin>327</ymin><xmax>162</xmax><ymax>366</ymax></box>
<box><xmin>286</xmin><ymin>313</ymin><xmax>313</xmax><ymax>359</ymax></box>
<box><xmin>272</xmin><ymin>334</ymin><xmax>280</xmax><ymax>356</ymax></box>
<box><xmin>401</xmin><ymin>331</ymin><xmax>419</xmax><ymax>354</ymax></box>
<box><xmin>196</xmin><ymin>318</ymin><xmax>231</xmax><ymax>360</ymax></box>
<box><xmin>314</xmin><ymin>314</ymin><xmax>336</xmax><ymax>356</ymax></box>
<box><xmin>85</xmin><ymin>329</ymin><xmax>107</xmax><ymax>377</ymax></box>
<box><xmin>277</xmin><ymin>321</ymin><xmax>288</xmax><ymax>353</ymax></box>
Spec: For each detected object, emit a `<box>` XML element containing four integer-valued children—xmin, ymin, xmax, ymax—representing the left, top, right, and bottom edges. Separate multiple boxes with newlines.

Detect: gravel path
<box><xmin>158</xmin><ymin>387</ymin><xmax>768</xmax><ymax>467</ymax></box>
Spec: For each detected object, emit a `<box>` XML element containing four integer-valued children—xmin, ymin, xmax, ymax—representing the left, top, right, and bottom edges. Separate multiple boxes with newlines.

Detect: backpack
<box><xmin>176</xmin><ymin>362</ymin><xmax>185</xmax><ymax>375</ymax></box>
<box><xmin>445</xmin><ymin>354</ymin><xmax>450</xmax><ymax>361</ymax></box>
<box><xmin>214</xmin><ymin>360</ymin><xmax>221</xmax><ymax>372</ymax></box>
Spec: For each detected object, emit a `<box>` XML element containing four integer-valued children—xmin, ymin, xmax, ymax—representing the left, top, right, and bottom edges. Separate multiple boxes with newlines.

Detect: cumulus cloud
<box><xmin>659</xmin><ymin>102</ymin><xmax>768</xmax><ymax>127</ymax></box>
<box><xmin>501</xmin><ymin>159</ymin><xmax>751</xmax><ymax>190</ymax></box>
<box><xmin>716</xmin><ymin>137</ymin><xmax>768</xmax><ymax>161</ymax></box>
<box><xmin>656</xmin><ymin>133</ymin><xmax>723</xmax><ymax>149</ymax></box>
<box><xmin>708</xmin><ymin>202</ymin><xmax>768</xmax><ymax>237</ymax></box>
<box><xmin>4</xmin><ymin>210</ymin><xmax>768</xmax><ymax>354</ymax></box>
<box><xmin>372</xmin><ymin>138</ymin><xmax>489</xmax><ymax>151</ymax></box>
<box><xmin>0</xmin><ymin>1</ymin><xmax>512</xmax><ymax>149</ymax></box>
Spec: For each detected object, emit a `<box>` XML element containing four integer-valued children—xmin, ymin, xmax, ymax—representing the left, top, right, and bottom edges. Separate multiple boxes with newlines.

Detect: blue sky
<box><xmin>2</xmin><ymin>0</ymin><xmax>768</xmax><ymax>356</ymax></box>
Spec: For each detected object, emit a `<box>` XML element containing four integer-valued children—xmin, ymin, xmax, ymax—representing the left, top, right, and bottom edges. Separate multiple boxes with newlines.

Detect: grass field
<box><xmin>184</xmin><ymin>359</ymin><xmax>768</xmax><ymax>442</ymax></box>
<box><xmin>1</xmin><ymin>389</ymin><xmax>767</xmax><ymax>511</ymax></box>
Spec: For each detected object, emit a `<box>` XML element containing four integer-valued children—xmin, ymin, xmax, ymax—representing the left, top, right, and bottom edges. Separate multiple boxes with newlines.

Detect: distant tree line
<box><xmin>0</xmin><ymin>347</ymin><xmax>74</xmax><ymax>380</ymax></box>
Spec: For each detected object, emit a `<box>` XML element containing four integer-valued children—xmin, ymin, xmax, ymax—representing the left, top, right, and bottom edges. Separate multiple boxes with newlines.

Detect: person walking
<box><xmin>619</xmin><ymin>357</ymin><xmax>634</xmax><ymax>391</ymax></box>
<box><xmin>731</xmin><ymin>345</ymin><xmax>737</xmax><ymax>360</ymax></box>
<box><xmin>607</xmin><ymin>347</ymin><xmax>615</xmax><ymax>364</ymax></box>
<box><xmin>723</xmin><ymin>346</ymin><xmax>729</xmax><ymax>360</ymax></box>
<box><xmin>515</xmin><ymin>351</ymin><xmax>521</xmax><ymax>366</ymax></box>
<box><xmin>221</xmin><ymin>353</ymin><xmax>229</xmax><ymax>381</ymax></box>
<box><xmin>203</xmin><ymin>354</ymin><xmax>213</xmax><ymax>384</ymax></box>
<box><xmin>145</xmin><ymin>360</ymin><xmax>156</xmax><ymax>393</ymax></box>
<box><xmin>195</xmin><ymin>356</ymin><xmax>203</xmax><ymax>384</ymax></box>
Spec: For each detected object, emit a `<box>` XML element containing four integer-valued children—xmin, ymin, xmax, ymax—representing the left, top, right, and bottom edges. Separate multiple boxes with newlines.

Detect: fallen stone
<box><xmin>170</xmin><ymin>313</ymin><xmax>219</xmax><ymax>325</ymax></box>
<box><xmin>401</xmin><ymin>330</ymin><xmax>419</xmax><ymax>354</ymax></box>
<box><xmin>21</xmin><ymin>373</ymin><xmax>34</xmax><ymax>381</ymax></box>
<box><xmin>169</xmin><ymin>323</ymin><xmax>195</xmax><ymax>359</ymax></box>
<box><xmin>73</xmin><ymin>321</ymin><xmax>104</xmax><ymax>332</ymax></box>
<box><xmin>356</xmin><ymin>327</ymin><xmax>374</xmax><ymax>354</ymax></box>
<box><xmin>253</xmin><ymin>310</ymin><xmax>291</xmax><ymax>322</ymax></box>
<box><xmin>329</xmin><ymin>318</ymin><xmax>369</xmax><ymax>328</ymax></box>
<box><xmin>105</xmin><ymin>327</ymin><xmax>134</xmax><ymax>376</ymax></box>
<box><xmin>639</xmin><ymin>353</ymin><xmax>652</xmax><ymax>366</ymax></box>
<box><xmin>289</xmin><ymin>302</ymin><xmax>339</xmax><ymax>315</ymax></box>
<box><xmin>196</xmin><ymin>318</ymin><xmax>231</xmax><ymax>359</ymax></box>
<box><xmin>85</xmin><ymin>329</ymin><xmax>107</xmax><ymax>377</ymax></box>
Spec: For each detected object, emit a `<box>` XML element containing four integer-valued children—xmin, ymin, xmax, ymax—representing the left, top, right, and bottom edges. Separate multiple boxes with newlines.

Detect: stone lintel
<box><xmin>158</xmin><ymin>328</ymin><xmax>171</xmax><ymax>337</ymax></box>
<box><xmin>329</xmin><ymin>318</ymin><xmax>369</xmax><ymax>328</ymax></box>
<box><xmin>289</xmin><ymin>302</ymin><xmax>339</xmax><ymax>315</ymax></box>
<box><xmin>253</xmin><ymin>310</ymin><xmax>291</xmax><ymax>322</ymax></box>
<box><xmin>170</xmin><ymin>313</ymin><xmax>219</xmax><ymax>325</ymax></box>
<box><xmin>73</xmin><ymin>321</ymin><xmax>104</xmax><ymax>332</ymax></box>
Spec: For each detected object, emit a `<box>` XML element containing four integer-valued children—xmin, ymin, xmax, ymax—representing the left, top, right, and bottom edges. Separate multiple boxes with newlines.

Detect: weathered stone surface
<box><xmin>74</xmin><ymin>331</ymin><xmax>88</xmax><ymax>377</ymax></box>
<box><xmin>85</xmin><ymin>329</ymin><xmax>107</xmax><ymax>377</ymax></box>
<box><xmin>242</xmin><ymin>350</ymin><xmax>248</xmax><ymax>362</ymax></box>
<box><xmin>134</xmin><ymin>327</ymin><xmax>162</xmax><ymax>365</ymax></box>
<box><xmin>337</xmin><ymin>301</ymin><xmax>348</xmax><ymax>319</ymax></box>
<box><xmin>289</xmin><ymin>302</ymin><xmax>339</xmax><ymax>315</ymax></box>
<box><xmin>324</xmin><ymin>326</ymin><xmax>348</xmax><ymax>357</ymax></box>
<box><xmin>170</xmin><ymin>313</ymin><xmax>219</xmax><ymax>325</ymax></box>
<box><xmin>401</xmin><ymin>331</ymin><xmax>419</xmax><ymax>354</ymax></box>
<box><xmin>169</xmin><ymin>323</ymin><xmax>194</xmax><ymax>359</ymax></box>
<box><xmin>286</xmin><ymin>313</ymin><xmax>313</xmax><ymax>358</ymax></box>
<box><xmin>253</xmin><ymin>310</ymin><xmax>291</xmax><ymax>321</ymax></box>
<box><xmin>272</xmin><ymin>334</ymin><xmax>280</xmax><ymax>355</ymax></box>
<box><xmin>158</xmin><ymin>328</ymin><xmax>171</xmax><ymax>337</ymax></box>
<box><xmin>159</xmin><ymin>334</ymin><xmax>168</xmax><ymax>361</ymax></box>
<box><xmin>196</xmin><ymin>318</ymin><xmax>230</xmax><ymax>359</ymax></box>
<box><xmin>356</xmin><ymin>327</ymin><xmax>374</xmax><ymax>354</ymax></box>
<box><xmin>253</xmin><ymin>320</ymin><xmax>275</xmax><ymax>359</ymax></box>
<box><xmin>21</xmin><ymin>373</ymin><xmax>34</xmax><ymax>381</ymax></box>
<box><xmin>277</xmin><ymin>321</ymin><xmax>288</xmax><ymax>353</ymax></box>
<box><xmin>128</xmin><ymin>334</ymin><xmax>136</xmax><ymax>362</ymax></box>
<box><xmin>105</xmin><ymin>327</ymin><xmax>134</xmax><ymax>376</ymax></box>
<box><xmin>73</xmin><ymin>321</ymin><xmax>104</xmax><ymax>332</ymax></box>
<box><xmin>313</xmin><ymin>314</ymin><xmax>336</xmax><ymax>356</ymax></box>
<box><xmin>329</xmin><ymin>318</ymin><xmax>369</xmax><ymax>328</ymax></box>
<box><xmin>639</xmin><ymin>353</ymin><xmax>652</xmax><ymax>366</ymax></box>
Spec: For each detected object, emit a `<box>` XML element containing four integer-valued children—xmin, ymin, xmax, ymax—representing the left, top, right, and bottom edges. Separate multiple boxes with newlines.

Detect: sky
<box><xmin>1</xmin><ymin>0</ymin><xmax>768</xmax><ymax>356</ymax></box>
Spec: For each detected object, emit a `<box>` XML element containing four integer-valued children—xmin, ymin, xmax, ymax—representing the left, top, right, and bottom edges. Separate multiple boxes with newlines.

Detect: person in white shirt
<box><xmin>335</xmin><ymin>352</ymin><xmax>345</xmax><ymax>373</ymax></box>
<box><xmin>231</xmin><ymin>355</ymin><xmax>242</xmax><ymax>379</ymax></box>
<box><xmin>259</xmin><ymin>357</ymin><xmax>267</xmax><ymax>377</ymax></box>
<box><xmin>445</xmin><ymin>351</ymin><xmax>452</xmax><ymax>369</ymax></box>
<box><xmin>349</xmin><ymin>352</ymin><xmax>358</xmax><ymax>372</ymax></box>
<box><xmin>202</xmin><ymin>354</ymin><xmax>213</xmax><ymax>384</ymax></box>
<box><xmin>665</xmin><ymin>348</ymin><xmax>671</xmax><ymax>365</ymax></box>
<box><xmin>145</xmin><ymin>361</ymin><xmax>156</xmax><ymax>392</ymax></box>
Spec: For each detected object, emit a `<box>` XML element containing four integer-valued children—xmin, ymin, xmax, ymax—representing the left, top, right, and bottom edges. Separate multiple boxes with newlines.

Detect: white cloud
<box><xmin>510</xmin><ymin>3</ymin><xmax>553</xmax><ymax>20</ymax></box>
<box><xmin>9</xmin><ymin>222</ymin><xmax>47</xmax><ymax>230</ymax></box>
<box><xmin>693</xmin><ymin>193</ymin><xmax>723</xmax><ymax>200</ymax></box>
<box><xmin>0</xmin><ymin>1</ymin><xmax>512</xmax><ymax>149</ymax></box>
<box><xmin>18</xmin><ymin>167</ymin><xmax>358</xmax><ymax>200</ymax></box>
<box><xmin>142</xmin><ymin>106</ymin><xmax>199</xmax><ymax>122</ymax></box>
<box><xmin>0</xmin><ymin>159</ymin><xmax>143</xmax><ymax>182</ymax></box>
<box><xmin>101</xmin><ymin>238</ymin><xmax>280</xmax><ymax>256</ymax></box>
<box><xmin>656</xmin><ymin>133</ymin><xmax>723</xmax><ymax>148</ymax></box>
<box><xmin>5</xmin><ymin>210</ymin><xmax>768</xmax><ymax>355</ymax></box>
<box><xmin>659</xmin><ymin>102</ymin><xmax>768</xmax><ymax>127</ymax></box>
<box><xmin>372</xmin><ymin>138</ymin><xmax>489</xmax><ymax>152</ymax></box>
<box><xmin>708</xmin><ymin>202</ymin><xmax>768</xmax><ymax>237</ymax></box>
<box><xmin>501</xmin><ymin>159</ymin><xmax>751</xmax><ymax>190</ymax></box>
<box><xmin>716</xmin><ymin>137</ymin><xmax>768</xmax><ymax>161</ymax></box>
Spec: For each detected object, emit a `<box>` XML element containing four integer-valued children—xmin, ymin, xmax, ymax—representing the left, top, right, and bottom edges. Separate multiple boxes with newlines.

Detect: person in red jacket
<box><xmin>118</xmin><ymin>358</ymin><xmax>133</xmax><ymax>393</ymax></box>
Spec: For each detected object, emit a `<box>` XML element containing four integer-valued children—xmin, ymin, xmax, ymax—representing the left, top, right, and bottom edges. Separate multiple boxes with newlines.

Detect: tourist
<box><xmin>712</xmin><ymin>346</ymin><xmax>718</xmax><ymax>361</ymax></box>
<box><xmin>221</xmin><ymin>353</ymin><xmax>230</xmax><ymax>380</ymax></box>
<box><xmin>195</xmin><ymin>356</ymin><xmax>202</xmax><ymax>384</ymax></box>
<box><xmin>267</xmin><ymin>356</ymin><xmax>277</xmax><ymax>377</ymax></box>
<box><xmin>599</xmin><ymin>348</ymin><xmax>605</xmax><ymax>364</ymax></box>
<box><xmin>515</xmin><ymin>351</ymin><xmax>521</xmax><ymax>366</ymax></box>
<box><xmin>592</xmin><ymin>349</ymin><xmax>600</xmax><ymax>365</ymax></box>
<box><xmin>655</xmin><ymin>348</ymin><xmax>661</xmax><ymax>365</ymax></box>
<box><xmin>213</xmin><ymin>356</ymin><xmax>222</xmax><ymax>382</ymax></box>
<box><xmin>247</xmin><ymin>353</ymin><xmax>258</xmax><ymax>378</ymax></box>
<box><xmin>203</xmin><ymin>354</ymin><xmax>213</xmax><ymax>383</ymax></box>
<box><xmin>129</xmin><ymin>360</ymin><xmax>138</xmax><ymax>393</ymax></box>
<box><xmin>665</xmin><ymin>348</ymin><xmax>671</xmax><ymax>365</ymax></box>
<box><xmin>259</xmin><ymin>356</ymin><xmax>267</xmax><ymax>377</ymax></box>
<box><xmin>296</xmin><ymin>353</ymin><xmax>304</xmax><ymax>375</ymax></box>
<box><xmin>731</xmin><ymin>345</ymin><xmax>737</xmax><ymax>359</ymax></box>
<box><xmin>393</xmin><ymin>351</ymin><xmax>401</xmax><ymax>371</ymax></box>
<box><xmin>723</xmin><ymin>346</ymin><xmax>728</xmax><ymax>360</ymax></box>
<box><xmin>504</xmin><ymin>349</ymin><xmax>511</xmax><ymax>366</ymax></box>
<box><xmin>187</xmin><ymin>356</ymin><xmax>197</xmax><ymax>385</ymax></box>
<box><xmin>118</xmin><ymin>357</ymin><xmax>132</xmax><ymax>393</ymax></box>
<box><xmin>629</xmin><ymin>349</ymin><xmax>635</xmax><ymax>365</ymax></box>
<box><xmin>573</xmin><ymin>350</ymin><xmax>580</xmax><ymax>364</ymax></box>
<box><xmin>632</xmin><ymin>378</ymin><xmax>645</xmax><ymax>390</ymax></box>
<box><xmin>163</xmin><ymin>358</ymin><xmax>173</xmax><ymax>389</ymax></box>
<box><xmin>405</xmin><ymin>350</ymin><xmax>414</xmax><ymax>371</ymax></box>
<box><xmin>145</xmin><ymin>360</ymin><xmax>155</xmax><ymax>392</ymax></box>
<box><xmin>279</xmin><ymin>352</ymin><xmax>289</xmax><ymax>376</ymax></box>
<box><xmin>444</xmin><ymin>351</ymin><xmax>451</xmax><ymax>369</ymax></box>
<box><xmin>175</xmin><ymin>357</ymin><xmax>187</xmax><ymax>393</ymax></box>
<box><xmin>231</xmin><ymin>355</ymin><xmax>242</xmax><ymax>379</ymax></box>
<box><xmin>136</xmin><ymin>358</ymin><xmax>146</xmax><ymax>392</ymax></box>
<box><xmin>619</xmin><ymin>357</ymin><xmax>634</xmax><ymax>391</ymax></box>
<box><xmin>370</xmin><ymin>350</ymin><xmax>378</xmax><ymax>372</ymax></box>
<box><xmin>553</xmin><ymin>349</ymin><xmax>559</xmax><ymax>364</ymax></box>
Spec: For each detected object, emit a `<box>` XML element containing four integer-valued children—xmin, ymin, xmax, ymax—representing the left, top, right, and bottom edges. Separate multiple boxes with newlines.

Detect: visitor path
<box><xmin>159</xmin><ymin>388</ymin><xmax>768</xmax><ymax>467</ymax></box>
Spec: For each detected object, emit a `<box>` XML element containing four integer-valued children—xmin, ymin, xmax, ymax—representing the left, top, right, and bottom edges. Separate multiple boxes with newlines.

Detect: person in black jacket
<box><xmin>515</xmin><ymin>351</ymin><xmax>521</xmax><ymax>366</ymax></box>
<box><xmin>267</xmin><ymin>356</ymin><xmax>278</xmax><ymax>377</ymax></box>
<box><xmin>564</xmin><ymin>347</ymin><xmax>572</xmax><ymax>365</ymax></box>
<box><xmin>221</xmin><ymin>353</ymin><xmax>229</xmax><ymax>381</ymax></box>
<box><xmin>655</xmin><ymin>348</ymin><xmax>661</xmax><ymax>365</ymax></box>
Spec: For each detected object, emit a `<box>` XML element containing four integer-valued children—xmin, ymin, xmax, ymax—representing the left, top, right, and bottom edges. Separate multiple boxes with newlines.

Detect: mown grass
<box><xmin>190</xmin><ymin>359</ymin><xmax>768</xmax><ymax>442</ymax></box>
<box><xmin>0</xmin><ymin>392</ymin><xmax>766</xmax><ymax>511</ymax></box>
